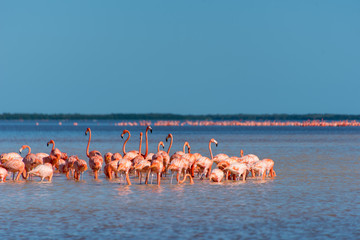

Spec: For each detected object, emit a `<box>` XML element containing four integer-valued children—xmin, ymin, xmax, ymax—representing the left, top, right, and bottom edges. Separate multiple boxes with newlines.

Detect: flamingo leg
<box><xmin>176</xmin><ymin>172</ymin><xmax>180</xmax><ymax>183</ymax></box>
<box><xmin>125</xmin><ymin>172</ymin><xmax>131</xmax><ymax>185</ymax></box>
<box><xmin>157</xmin><ymin>173</ymin><xmax>161</xmax><ymax>185</ymax></box>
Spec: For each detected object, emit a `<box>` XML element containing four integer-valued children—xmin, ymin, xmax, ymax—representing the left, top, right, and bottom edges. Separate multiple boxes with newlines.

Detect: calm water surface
<box><xmin>0</xmin><ymin>121</ymin><xmax>359</xmax><ymax>239</ymax></box>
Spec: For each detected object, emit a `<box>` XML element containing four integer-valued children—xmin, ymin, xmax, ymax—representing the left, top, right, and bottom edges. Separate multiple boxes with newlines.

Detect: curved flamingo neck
<box><xmin>122</xmin><ymin>130</ymin><xmax>130</xmax><ymax>155</ymax></box>
<box><xmin>86</xmin><ymin>130</ymin><xmax>91</xmax><ymax>158</ymax></box>
<box><xmin>179</xmin><ymin>174</ymin><xmax>194</xmax><ymax>184</ymax></box>
<box><xmin>167</xmin><ymin>134</ymin><xmax>173</xmax><ymax>154</ymax></box>
<box><xmin>209</xmin><ymin>141</ymin><xmax>214</xmax><ymax>159</ymax></box>
<box><xmin>24</xmin><ymin>145</ymin><xmax>31</xmax><ymax>154</ymax></box>
<box><xmin>49</xmin><ymin>140</ymin><xmax>55</xmax><ymax>151</ymax></box>
<box><xmin>158</xmin><ymin>142</ymin><xmax>164</xmax><ymax>152</ymax></box>
<box><xmin>182</xmin><ymin>142</ymin><xmax>188</xmax><ymax>153</ymax></box>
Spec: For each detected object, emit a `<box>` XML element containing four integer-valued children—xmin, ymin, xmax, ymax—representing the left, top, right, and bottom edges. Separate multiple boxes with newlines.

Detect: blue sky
<box><xmin>1</xmin><ymin>1</ymin><xmax>359</xmax><ymax>114</ymax></box>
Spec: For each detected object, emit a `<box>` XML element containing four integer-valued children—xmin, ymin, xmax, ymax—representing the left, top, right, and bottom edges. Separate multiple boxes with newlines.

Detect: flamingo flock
<box><xmin>0</xmin><ymin>126</ymin><xmax>276</xmax><ymax>184</ymax></box>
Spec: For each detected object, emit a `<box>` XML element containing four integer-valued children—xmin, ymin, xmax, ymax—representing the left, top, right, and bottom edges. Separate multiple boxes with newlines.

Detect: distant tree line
<box><xmin>0</xmin><ymin>113</ymin><xmax>359</xmax><ymax>121</ymax></box>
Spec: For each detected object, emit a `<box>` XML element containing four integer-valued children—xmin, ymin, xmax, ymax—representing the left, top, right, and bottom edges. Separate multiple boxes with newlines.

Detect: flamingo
<box><xmin>156</xmin><ymin>133</ymin><xmax>173</xmax><ymax>176</ymax></box>
<box><xmin>121</xmin><ymin>127</ymin><xmax>150</xmax><ymax>160</ymax></box>
<box><xmin>64</xmin><ymin>155</ymin><xmax>78</xmax><ymax>179</ymax></box>
<box><xmin>237</xmin><ymin>151</ymin><xmax>260</xmax><ymax>177</ymax></box>
<box><xmin>19</xmin><ymin>145</ymin><xmax>42</xmax><ymax>180</ymax></box>
<box><xmin>194</xmin><ymin>138</ymin><xmax>218</xmax><ymax>179</ymax></box>
<box><xmin>85</xmin><ymin>128</ymin><xmax>104</xmax><ymax>180</ymax></box>
<box><xmin>43</xmin><ymin>148</ymin><xmax>61</xmax><ymax>170</ymax></box>
<box><xmin>224</xmin><ymin>161</ymin><xmax>249</xmax><ymax>182</ymax></box>
<box><xmin>0</xmin><ymin>167</ymin><xmax>8</xmax><ymax>182</ymax></box>
<box><xmin>209</xmin><ymin>169</ymin><xmax>225</xmax><ymax>183</ymax></box>
<box><xmin>28</xmin><ymin>163</ymin><xmax>54</xmax><ymax>182</ymax></box>
<box><xmin>0</xmin><ymin>157</ymin><xmax>24</xmax><ymax>181</ymax></box>
<box><xmin>180</xmin><ymin>142</ymin><xmax>197</xmax><ymax>177</ymax></box>
<box><xmin>149</xmin><ymin>153</ymin><xmax>164</xmax><ymax>185</ymax></box>
<box><xmin>47</xmin><ymin>139</ymin><xmax>68</xmax><ymax>161</ymax></box>
<box><xmin>104</xmin><ymin>152</ymin><xmax>113</xmax><ymax>165</ymax></box>
<box><xmin>73</xmin><ymin>156</ymin><xmax>88</xmax><ymax>180</ymax></box>
<box><xmin>119</xmin><ymin>126</ymin><xmax>152</xmax><ymax>185</ymax></box>
<box><xmin>168</xmin><ymin>157</ymin><xmax>189</xmax><ymax>184</ymax></box>
<box><xmin>252</xmin><ymin>158</ymin><xmax>276</xmax><ymax>179</ymax></box>
<box><xmin>0</xmin><ymin>152</ymin><xmax>21</xmax><ymax>161</ymax></box>
<box><xmin>212</xmin><ymin>153</ymin><xmax>229</xmax><ymax>165</ymax></box>
<box><xmin>169</xmin><ymin>141</ymin><xmax>189</xmax><ymax>162</ymax></box>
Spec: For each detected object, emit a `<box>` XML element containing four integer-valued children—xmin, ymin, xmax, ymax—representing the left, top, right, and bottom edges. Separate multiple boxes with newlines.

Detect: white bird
<box><xmin>28</xmin><ymin>163</ymin><xmax>54</xmax><ymax>182</ymax></box>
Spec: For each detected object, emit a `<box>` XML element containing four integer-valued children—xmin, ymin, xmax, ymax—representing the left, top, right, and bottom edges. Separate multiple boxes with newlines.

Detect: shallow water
<box><xmin>1</xmin><ymin>121</ymin><xmax>360</xmax><ymax>239</ymax></box>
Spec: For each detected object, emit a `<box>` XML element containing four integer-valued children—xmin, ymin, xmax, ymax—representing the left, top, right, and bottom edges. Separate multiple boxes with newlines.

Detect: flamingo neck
<box><xmin>50</xmin><ymin>140</ymin><xmax>55</xmax><ymax>151</ymax></box>
<box><xmin>182</xmin><ymin>142</ymin><xmax>187</xmax><ymax>153</ymax></box>
<box><xmin>86</xmin><ymin>130</ymin><xmax>91</xmax><ymax>158</ymax></box>
<box><xmin>157</xmin><ymin>142</ymin><xmax>161</xmax><ymax>152</ymax></box>
<box><xmin>122</xmin><ymin>131</ymin><xmax>130</xmax><ymax>155</ymax></box>
<box><xmin>167</xmin><ymin>134</ymin><xmax>173</xmax><ymax>154</ymax></box>
<box><xmin>139</xmin><ymin>133</ymin><xmax>143</xmax><ymax>155</ymax></box>
<box><xmin>144</xmin><ymin>128</ymin><xmax>149</xmax><ymax>158</ymax></box>
<box><xmin>25</xmin><ymin>145</ymin><xmax>31</xmax><ymax>154</ymax></box>
<box><xmin>179</xmin><ymin>174</ymin><xmax>194</xmax><ymax>184</ymax></box>
<box><xmin>209</xmin><ymin>141</ymin><xmax>213</xmax><ymax>160</ymax></box>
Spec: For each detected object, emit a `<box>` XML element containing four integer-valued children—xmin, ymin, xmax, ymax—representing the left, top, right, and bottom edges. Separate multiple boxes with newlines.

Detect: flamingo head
<box><xmin>240</xmin><ymin>149</ymin><xmax>244</xmax><ymax>157</ymax></box>
<box><xmin>166</xmin><ymin>133</ymin><xmax>172</xmax><ymax>142</ymax></box>
<box><xmin>85</xmin><ymin>128</ymin><xmax>91</xmax><ymax>135</ymax></box>
<box><xmin>104</xmin><ymin>152</ymin><xmax>113</xmax><ymax>162</ymax></box>
<box><xmin>47</xmin><ymin>140</ymin><xmax>54</xmax><ymax>147</ymax></box>
<box><xmin>146</xmin><ymin>126</ymin><xmax>152</xmax><ymax>133</ymax></box>
<box><xmin>159</xmin><ymin>141</ymin><xmax>165</xmax><ymax>149</ymax></box>
<box><xmin>19</xmin><ymin>145</ymin><xmax>25</xmax><ymax>154</ymax></box>
<box><xmin>121</xmin><ymin>130</ymin><xmax>128</xmax><ymax>139</ymax></box>
<box><xmin>210</xmin><ymin>138</ymin><xmax>218</xmax><ymax>147</ymax></box>
<box><xmin>185</xmin><ymin>142</ymin><xmax>191</xmax><ymax>153</ymax></box>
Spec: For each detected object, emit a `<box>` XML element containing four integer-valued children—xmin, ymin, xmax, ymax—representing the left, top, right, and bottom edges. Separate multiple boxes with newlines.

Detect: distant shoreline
<box><xmin>0</xmin><ymin>113</ymin><xmax>360</xmax><ymax>121</ymax></box>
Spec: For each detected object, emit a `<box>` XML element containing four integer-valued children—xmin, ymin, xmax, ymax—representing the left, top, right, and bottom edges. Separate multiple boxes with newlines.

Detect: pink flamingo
<box><xmin>64</xmin><ymin>155</ymin><xmax>78</xmax><ymax>179</ymax></box>
<box><xmin>252</xmin><ymin>158</ymin><xmax>276</xmax><ymax>179</ymax></box>
<box><xmin>0</xmin><ymin>167</ymin><xmax>8</xmax><ymax>182</ymax></box>
<box><xmin>73</xmin><ymin>156</ymin><xmax>88</xmax><ymax>180</ymax></box>
<box><xmin>224</xmin><ymin>161</ymin><xmax>249</xmax><ymax>182</ymax></box>
<box><xmin>0</xmin><ymin>152</ymin><xmax>21</xmax><ymax>162</ymax></box>
<box><xmin>209</xmin><ymin>169</ymin><xmax>225</xmax><ymax>183</ymax></box>
<box><xmin>194</xmin><ymin>138</ymin><xmax>218</xmax><ymax>179</ymax></box>
<box><xmin>47</xmin><ymin>139</ymin><xmax>68</xmax><ymax>161</ymax></box>
<box><xmin>0</xmin><ymin>158</ymin><xmax>24</xmax><ymax>181</ymax></box>
<box><xmin>149</xmin><ymin>153</ymin><xmax>164</xmax><ymax>185</ymax></box>
<box><xmin>19</xmin><ymin>145</ymin><xmax>42</xmax><ymax>180</ymax></box>
<box><xmin>85</xmin><ymin>128</ymin><xmax>104</xmax><ymax>179</ymax></box>
<box><xmin>118</xmin><ymin>130</ymin><xmax>148</xmax><ymax>185</ymax></box>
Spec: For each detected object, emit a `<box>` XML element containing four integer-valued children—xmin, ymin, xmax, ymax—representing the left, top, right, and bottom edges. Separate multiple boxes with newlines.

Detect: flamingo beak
<box><xmin>121</xmin><ymin>134</ymin><xmax>124</xmax><ymax>139</ymax></box>
<box><xmin>47</xmin><ymin>143</ymin><xmax>49</xmax><ymax>147</ymax></box>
